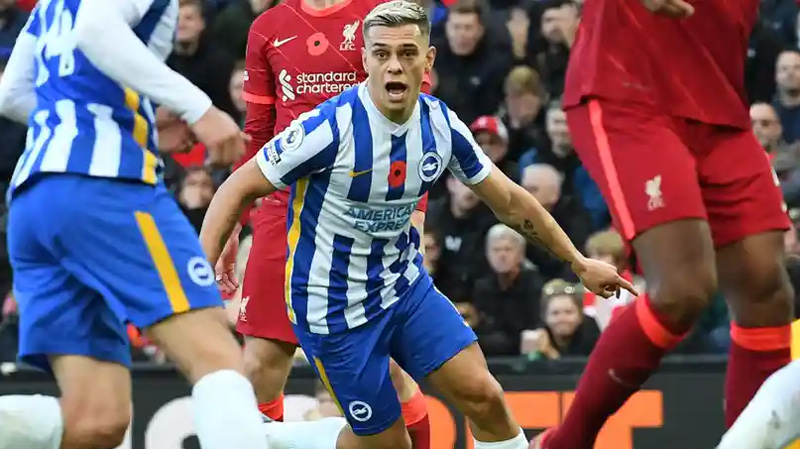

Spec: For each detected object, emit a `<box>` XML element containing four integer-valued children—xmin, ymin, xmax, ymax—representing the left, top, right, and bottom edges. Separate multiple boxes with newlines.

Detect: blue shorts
<box><xmin>295</xmin><ymin>274</ymin><xmax>477</xmax><ymax>436</ymax></box>
<box><xmin>7</xmin><ymin>174</ymin><xmax>222</xmax><ymax>372</ymax></box>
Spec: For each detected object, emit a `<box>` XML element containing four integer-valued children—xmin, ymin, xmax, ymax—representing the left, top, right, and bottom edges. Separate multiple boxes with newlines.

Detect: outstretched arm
<box><xmin>440</xmin><ymin>101</ymin><xmax>634</xmax><ymax>297</ymax></box>
<box><xmin>201</xmin><ymin>106</ymin><xmax>339</xmax><ymax>265</ymax></box>
<box><xmin>471</xmin><ymin>166</ymin><xmax>581</xmax><ymax>265</ymax></box>
<box><xmin>469</xmin><ymin>166</ymin><xmax>636</xmax><ymax>297</ymax></box>
<box><xmin>74</xmin><ymin>0</ymin><xmax>212</xmax><ymax>124</ymax></box>
<box><xmin>200</xmin><ymin>158</ymin><xmax>275</xmax><ymax>265</ymax></box>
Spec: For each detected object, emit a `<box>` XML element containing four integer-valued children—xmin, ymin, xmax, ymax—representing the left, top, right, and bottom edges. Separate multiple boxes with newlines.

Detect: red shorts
<box><xmin>236</xmin><ymin>203</ymin><xmax>298</xmax><ymax>345</ymax></box>
<box><xmin>567</xmin><ymin>98</ymin><xmax>789</xmax><ymax>247</ymax></box>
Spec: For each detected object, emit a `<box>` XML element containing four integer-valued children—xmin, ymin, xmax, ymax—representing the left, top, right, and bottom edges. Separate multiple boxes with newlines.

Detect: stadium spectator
<box><xmin>0</xmin><ymin>292</ymin><xmax>16</xmax><ymax>362</ymax></box>
<box><xmin>472</xmin><ymin>224</ymin><xmax>544</xmax><ymax>356</ymax></box>
<box><xmin>433</xmin><ymin>0</ymin><xmax>511</xmax><ymax>125</ymax></box>
<box><xmin>456</xmin><ymin>300</ymin><xmax>516</xmax><ymax>357</ymax></box>
<box><xmin>759</xmin><ymin>0</ymin><xmax>798</xmax><ymax>47</ymax></box>
<box><xmin>582</xmin><ymin>230</ymin><xmax>641</xmax><ymax>329</ymax></box>
<box><xmin>470</xmin><ymin>115</ymin><xmax>519</xmax><ymax>182</ymax></box>
<box><xmin>14</xmin><ymin>0</ymin><xmax>33</xmax><ymax>12</ymax></box>
<box><xmin>521</xmin><ymin>279</ymin><xmax>600</xmax><ymax>360</ymax></box>
<box><xmin>752</xmin><ymin>102</ymin><xmax>793</xmax><ymax>155</ymax></box>
<box><xmin>506</xmin><ymin>6</ymin><xmax>530</xmax><ymax>63</ymax></box>
<box><xmin>0</xmin><ymin>0</ymin><xmax>26</xmax><ymax>63</ymax></box>
<box><xmin>749</xmin><ymin>102</ymin><xmax>800</xmax><ymax>210</ymax></box>
<box><xmin>773</xmin><ymin>49</ymin><xmax>800</xmax><ymax>143</ymax></box>
<box><xmin>421</xmin><ymin>226</ymin><xmax>443</xmax><ymax>283</ymax></box>
<box><xmin>0</xmin><ymin>58</ymin><xmax>25</xmax><ymax>197</ymax></box>
<box><xmin>230</xmin><ymin>60</ymin><xmax>247</xmax><ymax>126</ymax></box>
<box><xmin>212</xmin><ymin>0</ymin><xmax>275</xmax><ymax>57</ymax></box>
<box><xmin>177</xmin><ymin>165</ymin><xmax>217</xmax><ymax>233</ymax></box>
<box><xmin>526</xmin><ymin>0</ymin><xmax>577</xmax><ymax>98</ymax></box>
<box><xmin>168</xmin><ymin>0</ymin><xmax>238</xmax><ymax>120</ymax></box>
<box><xmin>520</xmin><ymin>163</ymin><xmax>591</xmax><ymax>280</ymax></box>
<box><xmin>498</xmin><ymin>66</ymin><xmax>548</xmax><ymax>160</ymax></box>
<box><xmin>427</xmin><ymin>176</ymin><xmax>498</xmax><ymax>303</ymax></box>
<box><xmin>519</xmin><ymin>100</ymin><xmax>609</xmax><ymax>229</ymax></box>
<box><xmin>785</xmin><ymin>220</ymin><xmax>800</xmax><ymax>318</ymax></box>
<box><xmin>746</xmin><ymin>21</ymin><xmax>783</xmax><ymax>103</ymax></box>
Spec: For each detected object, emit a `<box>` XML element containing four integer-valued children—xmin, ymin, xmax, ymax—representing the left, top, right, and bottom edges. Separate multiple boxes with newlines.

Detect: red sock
<box><xmin>545</xmin><ymin>296</ymin><xmax>685</xmax><ymax>449</ymax></box>
<box><xmin>724</xmin><ymin>324</ymin><xmax>790</xmax><ymax>427</ymax></box>
<box><xmin>401</xmin><ymin>391</ymin><xmax>430</xmax><ymax>449</ymax></box>
<box><xmin>258</xmin><ymin>394</ymin><xmax>285</xmax><ymax>422</ymax></box>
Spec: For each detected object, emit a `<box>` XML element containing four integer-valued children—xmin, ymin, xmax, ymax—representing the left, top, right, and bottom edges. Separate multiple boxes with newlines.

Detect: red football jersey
<box><xmin>243</xmin><ymin>0</ymin><xmax>378</xmax><ymax>134</ymax></box>
<box><xmin>563</xmin><ymin>0</ymin><xmax>756</xmax><ymax>129</ymax></box>
<box><xmin>238</xmin><ymin>0</ymin><xmax>430</xmax><ymax>214</ymax></box>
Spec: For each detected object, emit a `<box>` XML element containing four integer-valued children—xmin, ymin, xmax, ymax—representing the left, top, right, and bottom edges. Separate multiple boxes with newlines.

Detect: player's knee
<box><xmin>369</xmin><ymin>421</ymin><xmax>413</xmax><ymax>449</ymax></box>
<box><xmin>243</xmin><ymin>338</ymin><xmax>294</xmax><ymax>391</ymax></box>
<box><xmin>451</xmin><ymin>373</ymin><xmax>506</xmax><ymax>422</ymax></box>
<box><xmin>730</xmin><ymin>259</ymin><xmax>794</xmax><ymax>324</ymax></box>
<box><xmin>650</xmin><ymin>265</ymin><xmax>717</xmax><ymax>329</ymax></box>
<box><xmin>149</xmin><ymin>308</ymin><xmax>246</xmax><ymax>383</ymax></box>
<box><xmin>63</xmin><ymin>403</ymin><xmax>130</xmax><ymax>449</ymax></box>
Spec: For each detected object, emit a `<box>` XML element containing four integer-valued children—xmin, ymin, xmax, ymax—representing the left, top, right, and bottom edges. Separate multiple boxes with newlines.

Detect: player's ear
<box><xmin>425</xmin><ymin>45</ymin><xmax>436</xmax><ymax>73</ymax></box>
<box><xmin>362</xmin><ymin>47</ymin><xmax>369</xmax><ymax>74</ymax></box>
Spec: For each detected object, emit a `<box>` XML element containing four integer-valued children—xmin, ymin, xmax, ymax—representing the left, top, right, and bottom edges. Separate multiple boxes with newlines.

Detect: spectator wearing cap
<box><xmin>498</xmin><ymin>66</ymin><xmax>548</xmax><ymax>160</ymax></box>
<box><xmin>470</xmin><ymin>115</ymin><xmax>519</xmax><ymax>182</ymax></box>
<box><xmin>471</xmin><ymin>224</ymin><xmax>544</xmax><ymax>356</ymax></box>
<box><xmin>519</xmin><ymin>100</ymin><xmax>609</xmax><ymax>229</ymax></box>
<box><xmin>520</xmin><ymin>163</ymin><xmax>592</xmax><ymax>280</ymax></box>
<box><xmin>433</xmin><ymin>0</ymin><xmax>512</xmax><ymax>125</ymax></box>
<box><xmin>0</xmin><ymin>0</ymin><xmax>26</xmax><ymax>63</ymax></box>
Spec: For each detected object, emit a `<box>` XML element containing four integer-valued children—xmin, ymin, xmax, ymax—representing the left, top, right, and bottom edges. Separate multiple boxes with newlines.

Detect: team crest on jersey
<box><xmin>282</xmin><ymin>124</ymin><xmax>305</xmax><ymax>151</ymax></box>
<box><xmin>418</xmin><ymin>152</ymin><xmax>443</xmax><ymax>182</ymax></box>
<box><xmin>340</xmin><ymin>20</ymin><xmax>359</xmax><ymax>51</ymax></box>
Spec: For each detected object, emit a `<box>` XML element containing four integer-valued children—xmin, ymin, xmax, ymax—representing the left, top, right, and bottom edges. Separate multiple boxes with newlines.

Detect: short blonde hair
<box><xmin>504</xmin><ymin>66</ymin><xmax>546</xmax><ymax>99</ymax></box>
<box><xmin>363</xmin><ymin>1</ymin><xmax>430</xmax><ymax>39</ymax></box>
<box><xmin>585</xmin><ymin>229</ymin><xmax>625</xmax><ymax>260</ymax></box>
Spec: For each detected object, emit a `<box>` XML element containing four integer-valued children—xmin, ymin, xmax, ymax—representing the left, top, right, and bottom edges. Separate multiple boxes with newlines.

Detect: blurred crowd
<box><xmin>3</xmin><ymin>0</ymin><xmax>800</xmax><ymax>370</ymax></box>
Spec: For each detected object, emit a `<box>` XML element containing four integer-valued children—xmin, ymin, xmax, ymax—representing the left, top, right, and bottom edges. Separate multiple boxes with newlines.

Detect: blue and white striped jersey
<box><xmin>256</xmin><ymin>82</ymin><xmax>493</xmax><ymax>335</ymax></box>
<box><xmin>8</xmin><ymin>0</ymin><xmax>177</xmax><ymax>198</ymax></box>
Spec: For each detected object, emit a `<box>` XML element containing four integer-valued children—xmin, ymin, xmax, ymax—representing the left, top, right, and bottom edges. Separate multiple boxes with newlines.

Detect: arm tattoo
<box><xmin>511</xmin><ymin>219</ymin><xmax>549</xmax><ymax>252</ymax></box>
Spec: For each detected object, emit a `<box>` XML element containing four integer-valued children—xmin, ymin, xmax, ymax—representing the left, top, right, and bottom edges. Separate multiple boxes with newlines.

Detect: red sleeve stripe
<box><xmin>243</xmin><ymin>91</ymin><xmax>276</xmax><ymax>105</ymax></box>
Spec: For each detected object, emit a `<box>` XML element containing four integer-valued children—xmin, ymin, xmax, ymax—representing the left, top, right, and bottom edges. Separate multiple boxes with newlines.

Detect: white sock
<box><xmin>264</xmin><ymin>417</ymin><xmax>347</xmax><ymax>449</ymax></box>
<box><xmin>474</xmin><ymin>429</ymin><xmax>529</xmax><ymax>449</ymax></box>
<box><xmin>192</xmin><ymin>370</ymin><xmax>270</xmax><ymax>449</ymax></box>
<box><xmin>0</xmin><ymin>395</ymin><xmax>63</xmax><ymax>449</ymax></box>
<box><xmin>717</xmin><ymin>359</ymin><xmax>800</xmax><ymax>449</ymax></box>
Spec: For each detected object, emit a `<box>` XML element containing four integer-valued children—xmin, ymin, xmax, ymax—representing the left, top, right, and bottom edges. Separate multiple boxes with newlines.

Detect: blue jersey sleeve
<box><xmin>255</xmin><ymin>107</ymin><xmax>340</xmax><ymax>189</ymax></box>
<box><xmin>445</xmin><ymin>108</ymin><xmax>493</xmax><ymax>185</ymax></box>
<box><xmin>24</xmin><ymin>6</ymin><xmax>40</xmax><ymax>37</ymax></box>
